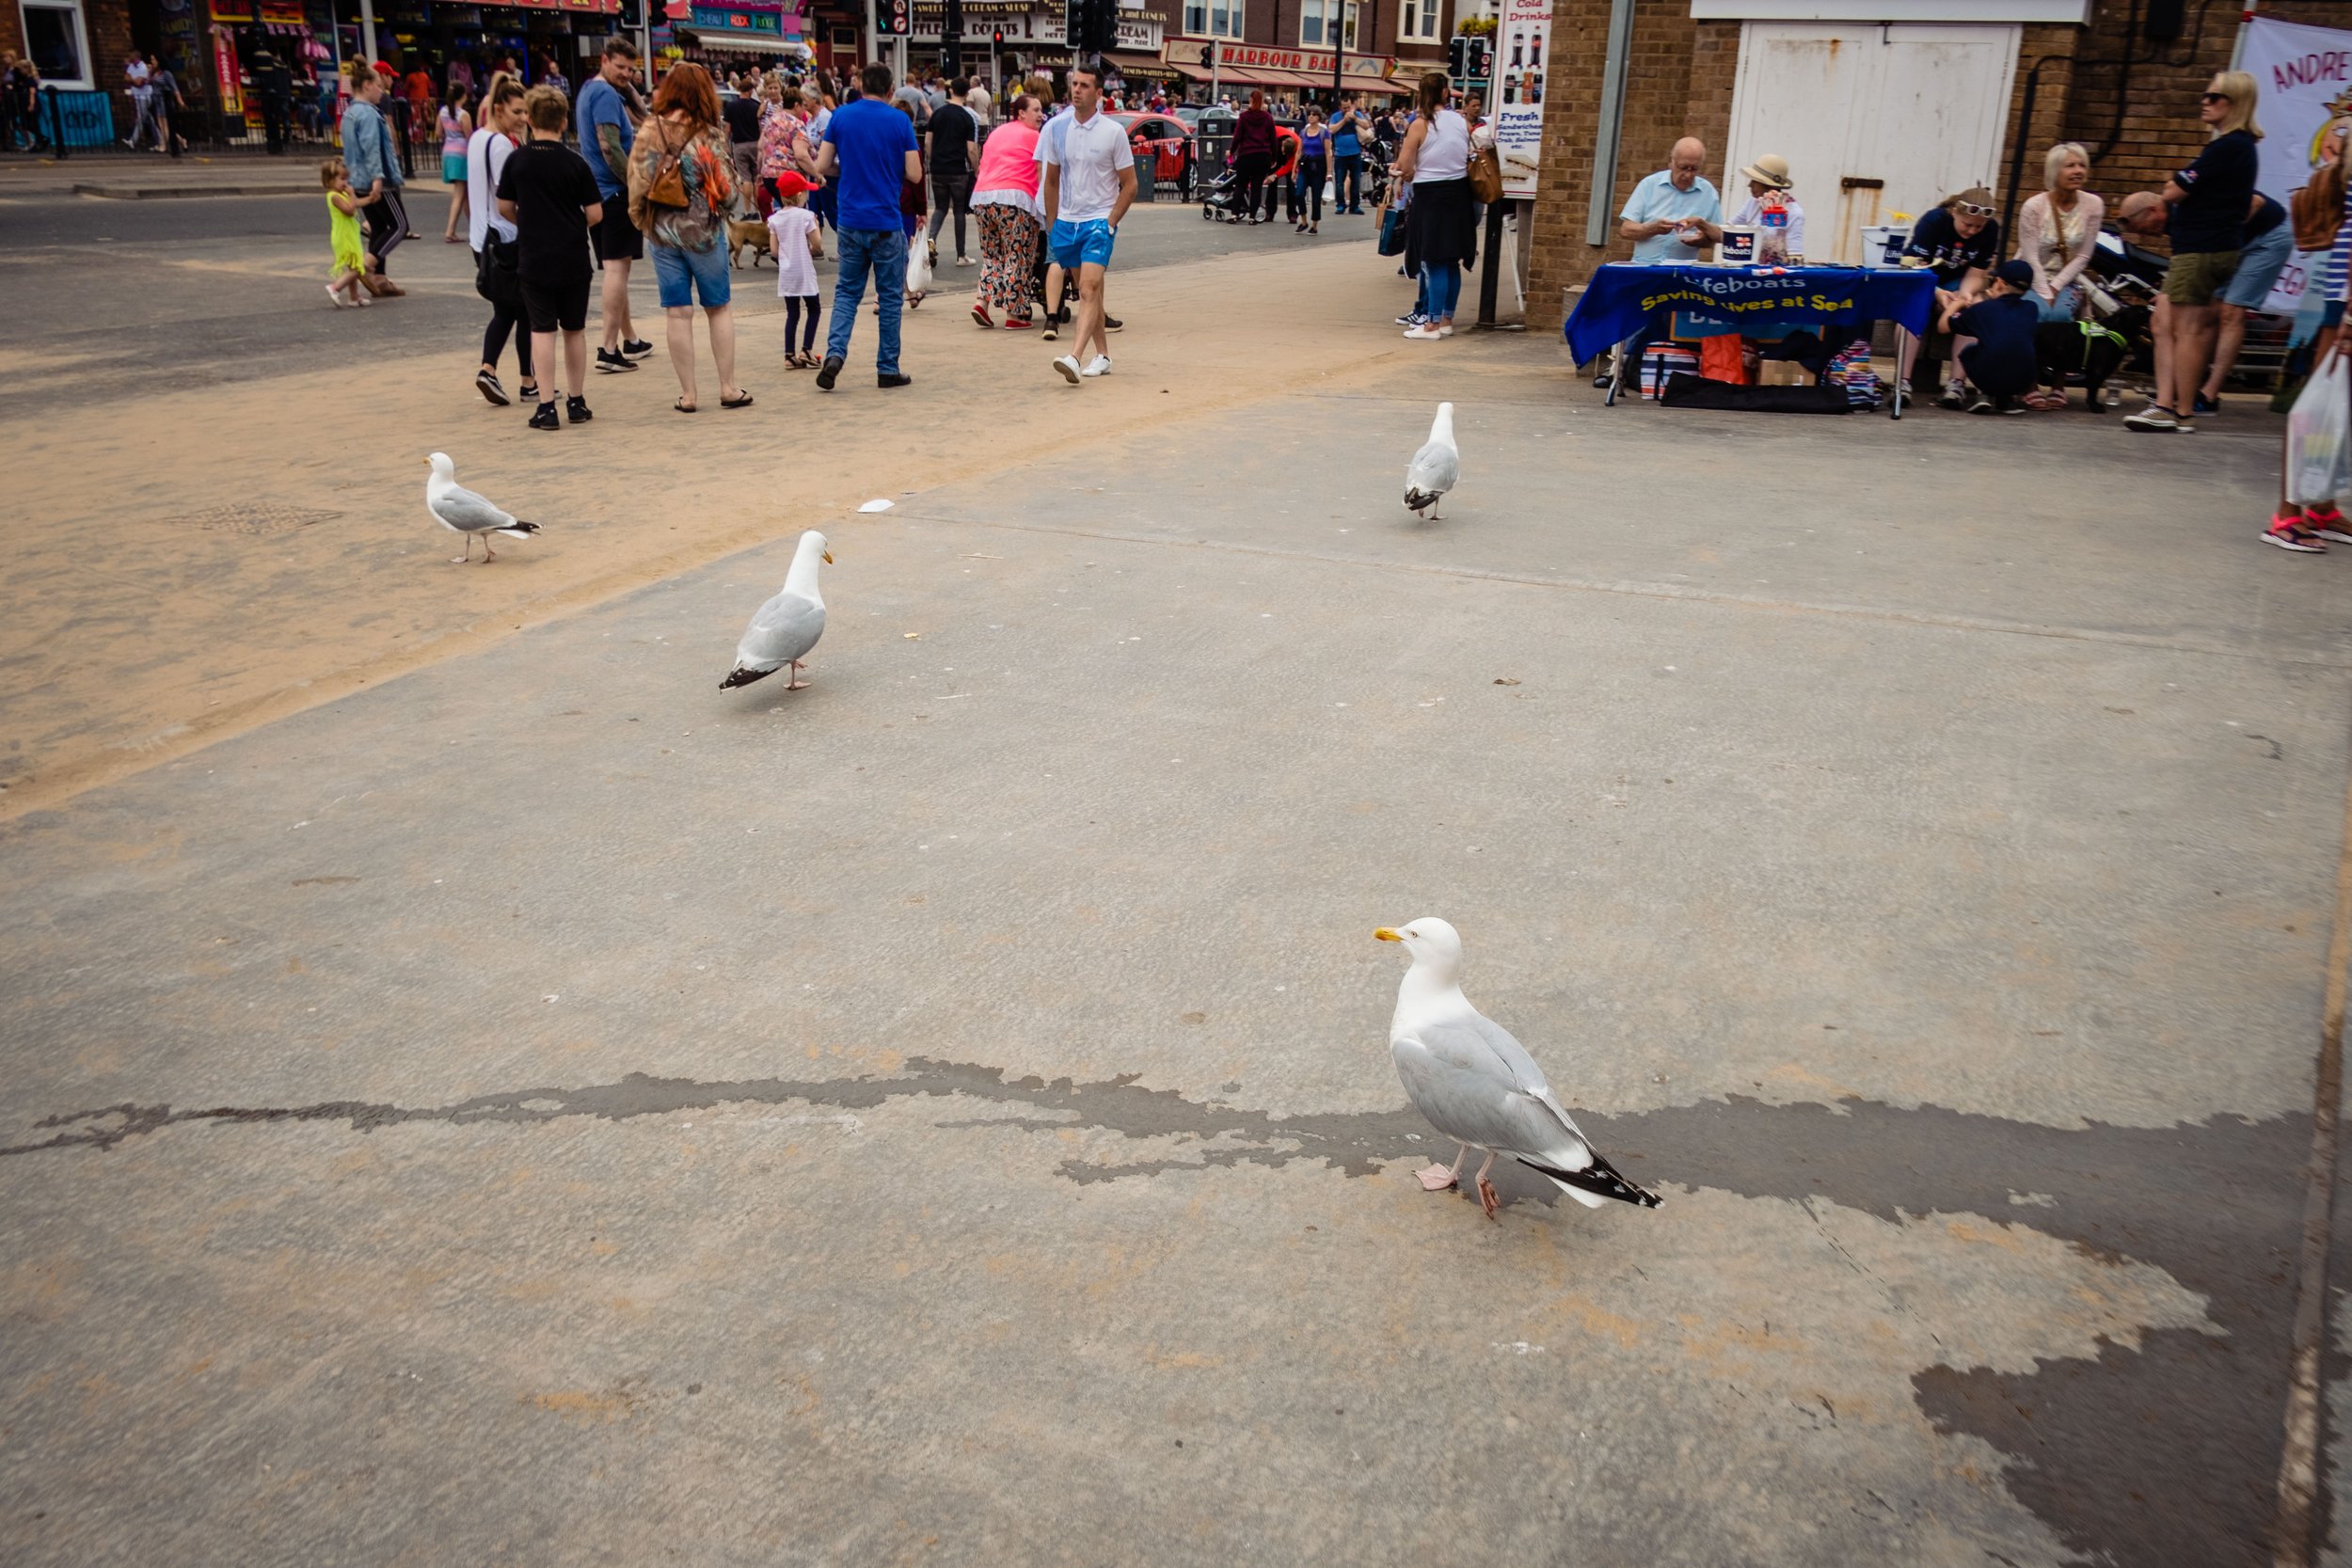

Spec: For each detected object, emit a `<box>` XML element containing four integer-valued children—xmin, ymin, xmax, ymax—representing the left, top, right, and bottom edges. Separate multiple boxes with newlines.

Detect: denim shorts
<box><xmin>652</xmin><ymin>240</ymin><xmax>732</xmax><ymax>309</ymax></box>
<box><xmin>2218</xmin><ymin>222</ymin><xmax>2294</xmax><ymax>309</ymax></box>
<box><xmin>1049</xmin><ymin>217</ymin><xmax>1116</xmax><ymax>271</ymax></box>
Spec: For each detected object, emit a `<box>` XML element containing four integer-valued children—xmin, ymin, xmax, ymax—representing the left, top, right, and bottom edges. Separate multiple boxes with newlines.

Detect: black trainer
<box><xmin>596</xmin><ymin>348</ymin><xmax>637</xmax><ymax>374</ymax></box>
<box><xmin>1104</xmin><ymin>315</ymin><xmax>1123</xmax><ymax>332</ymax></box>
<box><xmin>621</xmin><ymin>338</ymin><xmax>655</xmax><ymax>358</ymax></box>
<box><xmin>528</xmin><ymin>402</ymin><xmax>560</xmax><ymax>431</ymax></box>
<box><xmin>878</xmin><ymin>372</ymin><xmax>912</xmax><ymax>388</ymax></box>
<box><xmin>566</xmin><ymin>394</ymin><xmax>593</xmax><ymax>424</ymax></box>
<box><xmin>475</xmin><ymin>368</ymin><xmax>509</xmax><ymax>406</ymax></box>
<box><xmin>816</xmin><ymin>355</ymin><xmax>843</xmax><ymax>390</ymax></box>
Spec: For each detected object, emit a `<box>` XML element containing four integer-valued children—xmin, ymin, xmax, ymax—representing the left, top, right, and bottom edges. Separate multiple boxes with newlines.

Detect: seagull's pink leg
<box><xmin>784</xmin><ymin>660</ymin><xmax>809</xmax><ymax>690</ymax></box>
<box><xmin>1473</xmin><ymin>1151</ymin><xmax>1501</xmax><ymax>1220</ymax></box>
<box><xmin>1416</xmin><ymin>1143</ymin><xmax>1469</xmax><ymax>1191</ymax></box>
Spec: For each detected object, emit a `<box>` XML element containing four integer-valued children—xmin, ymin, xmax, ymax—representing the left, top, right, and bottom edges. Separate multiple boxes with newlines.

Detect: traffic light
<box><xmin>1081</xmin><ymin>0</ymin><xmax>1116</xmax><ymax>55</ymax></box>
<box><xmin>618</xmin><ymin>0</ymin><xmax>643</xmax><ymax>28</ymax></box>
<box><xmin>1066</xmin><ymin>0</ymin><xmax>1084</xmax><ymax>52</ymax></box>
<box><xmin>1470</xmin><ymin>37</ymin><xmax>1491</xmax><ymax>81</ymax></box>
<box><xmin>1448</xmin><ymin>35</ymin><xmax>1468</xmax><ymax>80</ymax></box>
<box><xmin>1200</xmin><ymin>41</ymin><xmax>1216</xmax><ymax>67</ymax></box>
<box><xmin>943</xmin><ymin>0</ymin><xmax>961</xmax><ymax>37</ymax></box>
<box><xmin>992</xmin><ymin>25</ymin><xmax>1005</xmax><ymax>45</ymax></box>
<box><xmin>882</xmin><ymin>0</ymin><xmax>911</xmax><ymax>33</ymax></box>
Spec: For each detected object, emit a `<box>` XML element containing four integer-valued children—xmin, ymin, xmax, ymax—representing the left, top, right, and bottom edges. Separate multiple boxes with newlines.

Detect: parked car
<box><xmin>1107</xmin><ymin>110</ymin><xmax>1196</xmax><ymax>197</ymax></box>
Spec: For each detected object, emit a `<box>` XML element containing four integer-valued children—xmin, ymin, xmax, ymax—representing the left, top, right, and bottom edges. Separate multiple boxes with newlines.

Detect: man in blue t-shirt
<box><xmin>574</xmin><ymin>36</ymin><xmax>649</xmax><ymax>375</ymax></box>
<box><xmin>815</xmin><ymin>62</ymin><xmax>921</xmax><ymax>391</ymax></box>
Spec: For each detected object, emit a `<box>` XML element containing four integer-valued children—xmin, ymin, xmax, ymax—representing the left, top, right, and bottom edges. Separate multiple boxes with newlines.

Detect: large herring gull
<box><xmin>1376</xmin><ymin>917</ymin><xmax>1662</xmax><ymax>1219</ymax></box>
<box><xmin>722</xmin><ymin>531</ymin><xmax>832</xmax><ymax>691</ymax></box>
<box><xmin>424</xmin><ymin>452</ymin><xmax>541</xmax><ymax>564</ymax></box>
<box><xmin>1403</xmin><ymin>402</ymin><xmax>1458</xmax><ymax>521</ymax></box>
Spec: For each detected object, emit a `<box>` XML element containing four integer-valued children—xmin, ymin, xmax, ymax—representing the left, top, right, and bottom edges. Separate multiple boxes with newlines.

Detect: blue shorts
<box><xmin>2219</xmin><ymin>221</ymin><xmax>2294</xmax><ymax>309</ymax></box>
<box><xmin>1049</xmin><ymin>217</ymin><xmax>1116</xmax><ymax>271</ymax></box>
<box><xmin>652</xmin><ymin>240</ymin><xmax>732</xmax><ymax>309</ymax></box>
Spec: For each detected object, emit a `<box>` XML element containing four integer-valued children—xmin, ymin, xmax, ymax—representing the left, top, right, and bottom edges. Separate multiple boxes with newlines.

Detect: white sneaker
<box><xmin>1081</xmin><ymin>354</ymin><xmax>1112</xmax><ymax>377</ymax></box>
<box><xmin>1053</xmin><ymin>354</ymin><xmax>1083</xmax><ymax>385</ymax></box>
<box><xmin>956</xmin><ymin>255</ymin><xmax>976</xmax><ymax>266</ymax></box>
<box><xmin>326</xmin><ymin>283</ymin><xmax>351</xmax><ymax>309</ymax></box>
<box><xmin>1403</xmin><ymin>324</ymin><xmax>1443</xmax><ymax>340</ymax></box>
<box><xmin>1436</xmin><ymin>324</ymin><xmax>1454</xmax><ymax>338</ymax></box>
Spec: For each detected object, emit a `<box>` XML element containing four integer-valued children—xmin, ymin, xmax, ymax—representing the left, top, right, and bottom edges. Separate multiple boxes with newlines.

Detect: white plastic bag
<box><xmin>905</xmin><ymin>243</ymin><xmax>933</xmax><ymax>297</ymax></box>
<box><xmin>2286</xmin><ymin>349</ymin><xmax>2352</xmax><ymax>504</ymax></box>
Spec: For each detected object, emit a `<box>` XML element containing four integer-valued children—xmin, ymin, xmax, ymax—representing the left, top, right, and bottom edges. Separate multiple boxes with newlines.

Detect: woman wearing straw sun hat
<box><xmin>1729</xmin><ymin>153</ymin><xmax>1805</xmax><ymax>258</ymax></box>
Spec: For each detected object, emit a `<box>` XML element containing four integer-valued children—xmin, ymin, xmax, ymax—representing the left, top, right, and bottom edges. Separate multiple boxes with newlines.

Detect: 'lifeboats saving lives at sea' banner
<box><xmin>2237</xmin><ymin>15</ymin><xmax>2352</xmax><ymax>313</ymax></box>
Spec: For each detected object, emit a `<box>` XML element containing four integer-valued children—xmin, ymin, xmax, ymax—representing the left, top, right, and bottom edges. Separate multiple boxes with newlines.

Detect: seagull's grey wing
<box><xmin>734</xmin><ymin>591</ymin><xmax>826</xmax><ymax>671</ymax></box>
<box><xmin>430</xmin><ymin>485</ymin><xmax>516</xmax><ymax>533</ymax></box>
<box><xmin>1406</xmin><ymin>438</ymin><xmax>1458</xmax><ymax>496</ymax></box>
<box><xmin>1392</xmin><ymin>1012</ymin><xmax>1594</xmax><ymax>1167</ymax></box>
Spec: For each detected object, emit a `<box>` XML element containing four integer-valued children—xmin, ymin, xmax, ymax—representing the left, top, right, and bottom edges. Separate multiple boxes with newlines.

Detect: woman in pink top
<box><xmin>970</xmin><ymin>92</ymin><xmax>1046</xmax><ymax>329</ymax></box>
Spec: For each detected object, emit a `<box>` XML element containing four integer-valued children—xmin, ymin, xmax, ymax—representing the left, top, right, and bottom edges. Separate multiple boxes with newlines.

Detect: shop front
<box><xmin>1160</xmin><ymin>36</ymin><xmax>1398</xmax><ymax>104</ymax></box>
<box><xmin>670</xmin><ymin>0</ymin><xmax>812</xmax><ymax>70</ymax></box>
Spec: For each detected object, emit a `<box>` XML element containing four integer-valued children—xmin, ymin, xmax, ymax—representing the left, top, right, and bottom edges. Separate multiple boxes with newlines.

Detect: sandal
<box><xmin>675</xmin><ymin>398</ymin><xmax>699</xmax><ymax>413</ymax></box>
<box><xmin>720</xmin><ymin>389</ymin><xmax>754</xmax><ymax>408</ymax></box>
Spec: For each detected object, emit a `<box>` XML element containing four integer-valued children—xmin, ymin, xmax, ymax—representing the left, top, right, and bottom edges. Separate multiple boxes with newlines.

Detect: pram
<box><xmin>1200</xmin><ymin>166</ymin><xmax>1252</xmax><ymax>224</ymax></box>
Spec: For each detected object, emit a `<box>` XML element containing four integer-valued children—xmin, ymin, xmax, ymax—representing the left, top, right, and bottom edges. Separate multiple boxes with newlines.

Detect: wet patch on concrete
<box><xmin>0</xmin><ymin>1061</ymin><xmax>2312</xmax><ymax>1566</ymax></box>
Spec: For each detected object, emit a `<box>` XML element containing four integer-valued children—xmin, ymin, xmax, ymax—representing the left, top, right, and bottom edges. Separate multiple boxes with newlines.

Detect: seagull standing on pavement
<box><xmin>1375</xmin><ymin>917</ymin><xmax>1662</xmax><ymax>1220</ymax></box>
<box><xmin>722</xmin><ymin>531</ymin><xmax>832</xmax><ymax>691</ymax></box>
<box><xmin>1403</xmin><ymin>402</ymin><xmax>1458</xmax><ymax>521</ymax></box>
<box><xmin>424</xmin><ymin>452</ymin><xmax>541</xmax><ymax>564</ymax></box>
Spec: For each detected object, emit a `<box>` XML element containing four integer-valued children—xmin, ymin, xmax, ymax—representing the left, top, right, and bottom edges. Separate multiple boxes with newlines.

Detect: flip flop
<box><xmin>720</xmin><ymin>389</ymin><xmax>755</xmax><ymax>408</ymax></box>
<box><xmin>674</xmin><ymin>398</ymin><xmax>699</xmax><ymax>413</ymax></box>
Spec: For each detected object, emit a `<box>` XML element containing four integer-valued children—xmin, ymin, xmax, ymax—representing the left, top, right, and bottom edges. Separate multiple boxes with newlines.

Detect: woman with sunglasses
<box><xmin>1899</xmin><ymin>185</ymin><xmax>2002</xmax><ymax>405</ymax></box>
<box><xmin>2125</xmin><ymin>71</ymin><xmax>2264</xmax><ymax>434</ymax></box>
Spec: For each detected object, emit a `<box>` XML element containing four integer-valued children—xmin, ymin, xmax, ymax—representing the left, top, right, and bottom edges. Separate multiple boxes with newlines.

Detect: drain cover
<box><xmin>165</xmin><ymin>505</ymin><xmax>343</xmax><ymax>538</ymax></box>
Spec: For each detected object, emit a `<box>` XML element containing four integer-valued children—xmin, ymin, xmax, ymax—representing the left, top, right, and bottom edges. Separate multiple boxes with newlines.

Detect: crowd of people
<box><xmin>340</xmin><ymin>38</ymin><xmax>1198</xmax><ymax>426</ymax></box>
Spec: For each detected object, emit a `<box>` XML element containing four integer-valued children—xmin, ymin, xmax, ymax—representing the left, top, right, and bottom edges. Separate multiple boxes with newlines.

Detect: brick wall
<box><xmin>1524</xmin><ymin>0</ymin><xmax>1739</xmax><ymax>332</ymax></box>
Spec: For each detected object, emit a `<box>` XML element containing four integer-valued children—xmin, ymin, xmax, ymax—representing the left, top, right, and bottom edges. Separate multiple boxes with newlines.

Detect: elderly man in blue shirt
<box><xmin>1600</xmin><ymin>137</ymin><xmax>1724</xmax><ymax>385</ymax></box>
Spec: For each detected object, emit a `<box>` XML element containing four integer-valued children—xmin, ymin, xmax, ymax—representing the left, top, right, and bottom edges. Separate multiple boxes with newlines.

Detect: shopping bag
<box><xmin>1377</xmin><ymin>206</ymin><xmax>1406</xmax><ymax>257</ymax></box>
<box><xmin>905</xmin><ymin>241</ymin><xmax>934</xmax><ymax>297</ymax></box>
<box><xmin>2285</xmin><ymin>349</ymin><xmax>2352</xmax><ymax>504</ymax></box>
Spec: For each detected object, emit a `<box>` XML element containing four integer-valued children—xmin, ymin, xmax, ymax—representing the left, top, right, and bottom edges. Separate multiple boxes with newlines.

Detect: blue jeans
<box><xmin>1422</xmin><ymin>260</ymin><xmax>1462</xmax><ymax>319</ymax></box>
<box><xmin>826</xmin><ymin>226</ymin><xmax>906</xmax><ymax>373</ymax></box>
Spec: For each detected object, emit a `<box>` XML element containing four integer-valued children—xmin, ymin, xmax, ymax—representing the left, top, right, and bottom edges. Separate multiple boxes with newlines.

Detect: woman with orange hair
<box><xmin>628</xmin><ymin>61</ymin><xmax>751</xmax><ymax>412</ymax></box>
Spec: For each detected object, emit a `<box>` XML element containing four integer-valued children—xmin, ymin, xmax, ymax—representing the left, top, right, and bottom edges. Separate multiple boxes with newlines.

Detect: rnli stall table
<box><xmin>1565</xmin><ymin>262</ymin><xmax>1938</xmax><ymax>417</ymax></box>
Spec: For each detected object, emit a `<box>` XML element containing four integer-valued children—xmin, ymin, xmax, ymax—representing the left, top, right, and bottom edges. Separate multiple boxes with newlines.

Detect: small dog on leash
<box><xmin>726</xmin><ymin>217</ymin><xmax>771</xmax><ymax>270</ymax></box>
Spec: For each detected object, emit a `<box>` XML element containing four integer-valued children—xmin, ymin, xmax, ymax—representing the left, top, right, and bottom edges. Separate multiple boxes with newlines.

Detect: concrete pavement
<box><xmin>3</xmin><ymin>237</ymin><xmax>2350</xmax><ymax>1566</ymax></box>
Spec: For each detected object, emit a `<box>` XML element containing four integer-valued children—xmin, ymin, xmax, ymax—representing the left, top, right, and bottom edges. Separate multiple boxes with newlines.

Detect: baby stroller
<box><xmin>1200</xmin><ymin>166</ymin><xmax>1252</xmax><ymax>224</ymax></box>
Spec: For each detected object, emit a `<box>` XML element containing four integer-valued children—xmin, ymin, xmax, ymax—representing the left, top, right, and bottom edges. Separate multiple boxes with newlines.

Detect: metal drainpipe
<box><xmin>1585</xmin><ymin>0</ymin><xmax>1634</xmax><ymax>246</ymax></box>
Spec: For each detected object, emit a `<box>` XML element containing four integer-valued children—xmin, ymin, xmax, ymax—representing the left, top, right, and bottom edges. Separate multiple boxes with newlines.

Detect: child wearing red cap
<box><xmin>766</xmin><ymin>172</ymin><xmax>824</xmax><ymax>368</ymax></box>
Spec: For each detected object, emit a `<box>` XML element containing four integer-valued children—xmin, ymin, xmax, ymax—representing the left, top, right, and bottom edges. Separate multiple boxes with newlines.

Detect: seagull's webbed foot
<box><xmin>451</xmin><ymin>535</ymin><xmax>474</xmax><ymax>564</ymax></box>
<box><xmin>784</xmin><ymin>660</ymin><xmax>809</xmax><ymax>690</ymax></box>
<box><xmin>481</xmin><ymin>542</ymin><xmax>498</xmax><ymax>564</ymax></box>
<box><xmin>1472</xmin><ymin>1151</ymin><xmax>1501</xmax><ymax>1220</ymax></box>
<box><xmin>1415</xmin><ymin>1164</ymin><xmax>1458</xmax><ymax>1191</ymax></box>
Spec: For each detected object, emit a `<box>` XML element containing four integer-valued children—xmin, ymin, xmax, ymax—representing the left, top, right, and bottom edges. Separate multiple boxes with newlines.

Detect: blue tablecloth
<box><xmin>1564</xmin><ymin>262</ymin><xmax>1936</xmax><ymax>365</ymax></box>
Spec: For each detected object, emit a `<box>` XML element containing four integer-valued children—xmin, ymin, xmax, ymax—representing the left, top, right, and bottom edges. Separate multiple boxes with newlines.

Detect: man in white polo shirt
<box><xmin>1039</xmin><ymin>59</ymin><xmax>1136</xmax><ymax>384</ymax></box>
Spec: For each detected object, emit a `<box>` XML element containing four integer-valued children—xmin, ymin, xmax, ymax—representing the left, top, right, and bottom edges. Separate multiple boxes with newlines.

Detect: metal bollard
<box><xmin>44</xmin><ymin>85</ymin><xmax>66</xmax><ymax>158</ymax></box>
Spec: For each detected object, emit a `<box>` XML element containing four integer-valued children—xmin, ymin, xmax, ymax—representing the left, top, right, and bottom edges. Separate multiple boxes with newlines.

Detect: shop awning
<box><xmin>682</xmin><ymin>29</ymin><xmax>807</xmax><ymax>51</ymax></box>
<box><xmin>1104</xmin><ymin>49</ymin><xmax>1178</xmax><ymax>80</ymax></box>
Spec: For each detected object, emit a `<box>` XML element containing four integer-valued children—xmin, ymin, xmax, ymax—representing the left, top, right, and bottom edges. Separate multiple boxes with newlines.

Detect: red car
<box><xmin>1107</xmin><ymin>111</ymin><xmax>1196</xmax><ymax>197</ymax></box>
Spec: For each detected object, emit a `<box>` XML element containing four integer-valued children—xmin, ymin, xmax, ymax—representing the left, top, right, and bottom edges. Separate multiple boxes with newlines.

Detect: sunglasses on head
<box><xmin>2201</xmin><ymin>91</ymin><xmax>2230</xmax><ymax>103</ymax></box>
<box><xmin>1954</xmin><ymin>201</ymin><xmax>1993</xmax><ymax>216</ymax></box>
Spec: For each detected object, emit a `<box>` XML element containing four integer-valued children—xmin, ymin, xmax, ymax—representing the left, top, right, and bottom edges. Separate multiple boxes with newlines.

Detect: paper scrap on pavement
<box><xmin>858</xmin><ymin>499</ymin><xmax>894</xmax><ymax>513</ymax></box>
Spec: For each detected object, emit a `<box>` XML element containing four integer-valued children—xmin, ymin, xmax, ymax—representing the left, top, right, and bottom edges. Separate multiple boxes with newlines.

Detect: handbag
<box><xmin>1377</xmin><ymin>204</ymin><xmax>1406</xmax><ymax>257</ymax></box>
<box><xmin>473</xmin><ymin>232</ymin><xmax>519</xmax><ymax>303</ymax></box>
<box><xmin>1468</xmin><ymin>142</ymin><xmax>1503</xmax><ymax>204</ymax></box>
